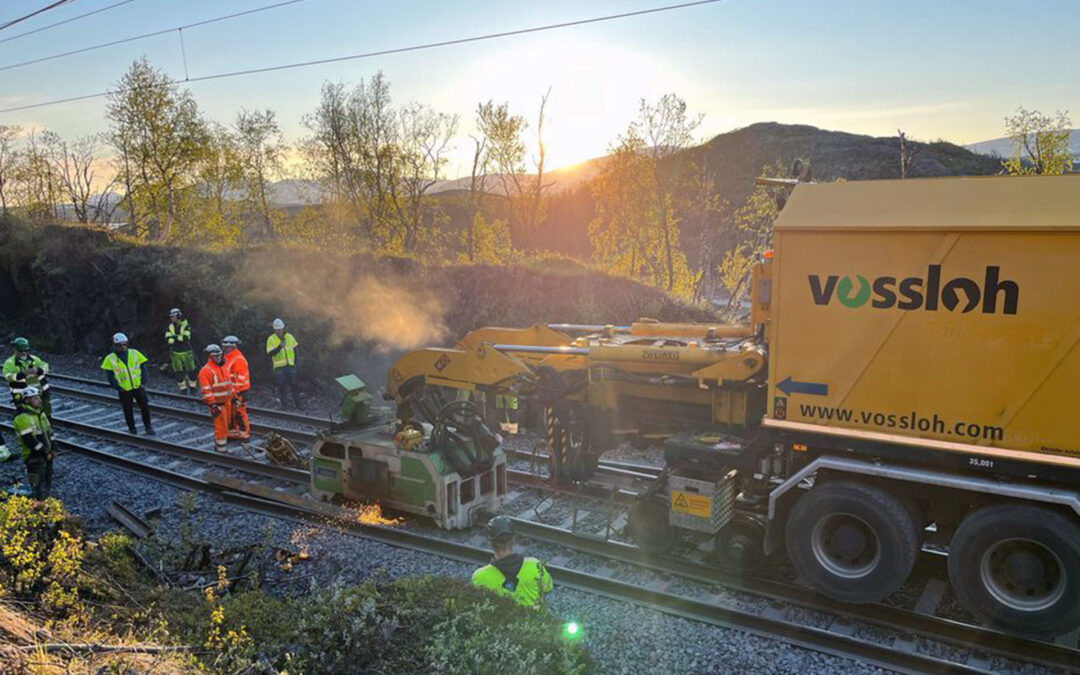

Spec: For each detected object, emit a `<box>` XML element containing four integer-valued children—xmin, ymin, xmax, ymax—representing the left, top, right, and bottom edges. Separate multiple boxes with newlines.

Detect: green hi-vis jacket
<box><xmin>472</xmin><ymin>555</ymin><xmax>553</xmax><ymax>609</ymax></box>
<box><xmin>3</xmin><ymin>353</ymin><xmax>49</xmax><ymax>390</ymax></box>
<box><xmin>165</xmin><ymin>319</ymin><xmax>193</xmax><ymax>352</ymax></box>
<box><xmin>13</xmin><ymin>403</ymin><xmax>53</xmax><ymax>460</ymax></box>
<box><xmin>101</xmin><ymin>349</ymin><xmax>148</xmax><ymax>391</ymax></box>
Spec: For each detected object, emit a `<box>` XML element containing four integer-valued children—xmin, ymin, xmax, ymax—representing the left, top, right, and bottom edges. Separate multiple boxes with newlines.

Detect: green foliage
<box><xmin>588</xmin><ymin>125</ymin><xmax>695</xmax><ymax>297</ymax></box>
<box><xmin>192</xmin><ymin>576</ymin><xmax>589</xmax><ymax>674</ymax></box>
<box><xmin>462</xmin><ymin>211</ymin><xmax>514</xmax><ymax>264</ymax></box>
<box><xmin>0</xmin><ymin>497</ymin><xmax>589</xmax><ymax>675</ymax></box>
<box><xmin>302</xmin><ymin>72</ymin><xmax>457</xmax><ymax>255</ymax></box>
<box><xmin>1002</xmin><ymin>107</ymin><xmax>1073</xmax><ymax>176</ymax></box>
<box><xmin>0</xmin><ymin>496</ymin><xmax>85</xmax><ymax>618</ymax></box>
<box><xmin>91</xmin><ymin>530</ymin><xmax>139</xmax><ymax>584</ymax></box>
<box><xmin>106</xmin><ymin>57</ymin><xmax>208</xmax><ymax>242</ymax></box>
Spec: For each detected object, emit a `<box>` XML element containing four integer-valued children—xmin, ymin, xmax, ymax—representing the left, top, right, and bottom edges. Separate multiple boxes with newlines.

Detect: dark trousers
<box><xmin>273</xmin><ymin>366</ymin><xmax>301</xmax><ymax>407</ymax></box>
<box><xmin>118</xmin><ymin>387</ymin><xmax>153</xmax><ymax>431</ymax></box>
<box><xmin>25</xmin><ymin>453</ymin><xmax>53</xmax><ymax>500</ymax></box>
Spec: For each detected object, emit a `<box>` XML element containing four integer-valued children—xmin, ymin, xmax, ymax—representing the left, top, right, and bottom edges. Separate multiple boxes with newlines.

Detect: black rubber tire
<box><xmin>948</xmin><ymin>504</ymin><xmax>1080</xmax><ymax>637</ymax></box>
<box><xmin>628</xmin><ymin>498</ymin><xmax>678</xmax><ymax>554</ymax></box>
<box><xmin>785</xmin><ymin>481</ymin><xmax>918</xmax><ymax>603</ymax></box>
<box><xmin>713</xmin><ymin>513</ymin><xmax>772</xmax><ymax>575</ymax></box>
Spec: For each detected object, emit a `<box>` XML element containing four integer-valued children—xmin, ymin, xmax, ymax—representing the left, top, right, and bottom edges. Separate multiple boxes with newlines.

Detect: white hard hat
<box><xmin>222</xmin><ymin>335</ymin><xmax>241</xmax><ymax>346</ymax></box>
<box><xmin>169</xmin><ymin>307</ymin><xmax>182</xmax><ymax>316</ymax></box>
<box><xmin>205</xmin><ymin>343</ymin><xmax>222</xmax><ymax>355</ymax></box>
<box><xmin>21</xmin><ymin>385</ymin><xmax>40</xmax><ymax>398</ymax></box>
<box><xmin>112</xmin><ymin>332</ymin><xmax>129</xmax><ymax>344</ymax></box>
<box><xmin>271</xmin><ymin>318</ymin><xmax>285</xmax><ymax>330</ymax></box>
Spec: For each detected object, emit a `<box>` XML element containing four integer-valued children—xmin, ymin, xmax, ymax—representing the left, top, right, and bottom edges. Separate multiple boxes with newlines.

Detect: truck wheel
<box><xmin>785</xmin><ymin>481</ymin><xmax>918</xmax><ymax>603</ymax></box>
<box><xmin>713</xmin><ymin>512</ymin><xmax>771</xmax><ymax>575</ymax></box>
<box><xmin>948</xmin><ymin>504</ymin><xmax>1080</xmax><ymax>637</ymax></box>
<box><xmin>628</xmin><ymin>498</ymin><xmax>677</xmax><ymax>554</ymax></box>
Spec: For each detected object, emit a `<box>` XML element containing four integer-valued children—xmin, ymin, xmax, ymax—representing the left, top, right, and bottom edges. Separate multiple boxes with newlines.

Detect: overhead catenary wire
<box><xmin>0</xmin><ymin>0</ymin><xmax>726</xmax><ymax>115</ymax></box>
<box><xmin>0</xmin><ymin>0</ymin><xmax>140</xmax><ymax>45</ymax></box>
<box><xmin>0</xmin><ymin>0</ymin><xmax>77</xmax><ymax>32</ymax></box>
<box><xmin>0</xmin><ymin>0</ymin><xmax>311</xmax><ymax>74</ymax></box>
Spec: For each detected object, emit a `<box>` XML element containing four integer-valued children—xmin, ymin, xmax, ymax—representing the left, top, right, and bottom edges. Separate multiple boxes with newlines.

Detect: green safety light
<box><xmin>562</xmin><ymin>620</ymin><xmax>582</xmax><ymax>641</ymax></box>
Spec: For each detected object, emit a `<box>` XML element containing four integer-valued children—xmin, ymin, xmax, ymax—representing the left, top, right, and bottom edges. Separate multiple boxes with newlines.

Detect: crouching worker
<box><xmin>472</xmin><ymin>515</ymin><xmax>553</xmax><ymax>609</ymax></box>
<box><xmin>13</xmin><ymin>386</ymin><xmax>55</xmax><ymax>500</ymax></box>
<box><xmin>198</xmin><ymin>344</ymin><xmax>233</xmax><ymax>453</ymax></box>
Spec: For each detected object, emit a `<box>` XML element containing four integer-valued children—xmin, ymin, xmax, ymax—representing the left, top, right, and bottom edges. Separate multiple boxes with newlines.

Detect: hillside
<box><xmin>685</xmin><ymin>122</ymin><xmax>1002</xmax><ymax>207</ymax></box>
<box><xmin>966</xmin><ymin>129</ymin><xmax>1080</xmax><ymax>158</ymax></box>
<box><xmin>0</xmin><ymin>220</ymin><xmax>715</xmax><ymax>386</ymax></box>
<box><xmin>245</xmin><ymin>122</ymin><xmax>1003</xmax><ymax>259</ymax></box>
<box><xmin>530</xmin><ymin>122</ymin><xmax>1003</xmax><ymax>258</ymax></box>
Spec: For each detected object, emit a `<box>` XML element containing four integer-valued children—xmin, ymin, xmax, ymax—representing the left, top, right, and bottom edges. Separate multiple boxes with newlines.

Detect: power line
<box><xmin>0</xmin><ymin>0</ymin><xmax>141</xmax><ymax>46</ymax></box>
<box><xmin>0</xmin><ymin>0</ymin><xmax>77</xmax><ymax>32</ymax></box>
<box><xmin>0</xmin><ymin>0</ymin><xmax>310</xmax><ymax>74</ymax></box>
<box><xmin>0</xmin><ymin>0</ymin><xmax>726</xmax><ymax>115</ymax></box>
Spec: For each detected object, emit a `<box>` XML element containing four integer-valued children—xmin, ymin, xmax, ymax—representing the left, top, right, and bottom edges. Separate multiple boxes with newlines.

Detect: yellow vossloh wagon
<box><xmin>383</xmin><ymin>175</ymin><xmax>1080</xmax><ymax>637</ymax></box>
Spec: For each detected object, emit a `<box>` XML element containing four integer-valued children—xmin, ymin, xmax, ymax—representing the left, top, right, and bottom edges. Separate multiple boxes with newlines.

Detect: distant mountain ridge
<box><xmin>965</xmin><ymin>129</ymin><xmax>1080</xmax><ymax>159</ymax></box>
<box><xmin>685</xmin><ymin>122</ymin><xmax>1001</xmax><ymax>207</ymax></box>
<box><xmin>266</xmin><ymin>122</ymin><xmax>1000</xmax><ymax>208</ymax></box>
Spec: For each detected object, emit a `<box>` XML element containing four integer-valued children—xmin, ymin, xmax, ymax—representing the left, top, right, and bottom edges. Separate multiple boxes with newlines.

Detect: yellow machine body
<box><xmin>766</xmin><ymin>175</ymin><xmax>1080</xmax><ymax>459</ymax></box>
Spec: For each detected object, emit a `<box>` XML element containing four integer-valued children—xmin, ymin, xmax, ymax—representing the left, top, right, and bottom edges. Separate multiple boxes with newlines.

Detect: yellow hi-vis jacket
<box><xmin>472</xmin><ymin>554</ymin><xmax>552</xmax><ymax>609</ymax></box>
<box><xmin>266</xmin><ymin>332</ymin><xmax>298</xmax><ymax>369</ymax></box>
<box><xmin>101</xmin><ymin>349</ymin><xmax>148</xmax><ymax>391</ymax></box>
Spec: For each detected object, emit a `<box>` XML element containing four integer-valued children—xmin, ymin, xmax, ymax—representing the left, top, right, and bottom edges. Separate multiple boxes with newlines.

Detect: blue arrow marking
<box><xmin>777</xmin><ymin>376</ymin><xmax>828</xmax><ymax>396</ymax></box>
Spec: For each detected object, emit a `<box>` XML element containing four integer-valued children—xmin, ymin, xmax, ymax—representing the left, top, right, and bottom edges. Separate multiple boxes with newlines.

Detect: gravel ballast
<box><xmin>0</xmin><ymin>448</ymin><xmax>899</xmax><ymax>674</ymax></box>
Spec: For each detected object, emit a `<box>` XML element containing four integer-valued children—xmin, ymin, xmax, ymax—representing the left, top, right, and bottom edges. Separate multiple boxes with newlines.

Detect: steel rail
<box><xmin>506</xmin><ymin>517</ymin><xmax>1080</xmax><ymax>673</ymax></box>
<box><xmin>48</xmin><ymin>373</ymin><xmax>331</xmax><ymax>427</ymax></box>
<box><xmin>0</xmin><ymin>403</ymin><xmax>307</xmax><ymax>485</ymax></box>
<box><xmin>50</xmin><ymin>383</ymin><xmax>316</xmax><ymax>444</ymax></box>
<box><xmin>50</xmin><ymin>373</ymin><xmax>664</xmax><ymax>479</ymax></box>
<box><xmin>5</xmin><ymin>425</ymin><xmax>989</xmax><ymax>675</ymax></box>
<box><xmin>37</xmin><ymin>382</ymin><xmax>1080</xmax><ymax>668</ymax></box>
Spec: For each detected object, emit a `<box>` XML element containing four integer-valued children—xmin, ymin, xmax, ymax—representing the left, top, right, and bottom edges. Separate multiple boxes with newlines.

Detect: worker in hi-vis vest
<box><xmin>265</xmin><ymin>318</ymin><xmax>300</xmax><ymax>409</ymax></box>
<box><xmin>100</xmin><ymin>333</ymin><xmax>155</xmax><ymax>435</ymax></box>
<box><xmin>472</xmin><ymin>515</ymin><xmax>553</xmax><ymax>609</ymax></box>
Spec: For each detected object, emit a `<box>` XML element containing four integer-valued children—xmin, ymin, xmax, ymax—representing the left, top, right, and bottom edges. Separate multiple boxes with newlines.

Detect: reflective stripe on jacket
<box><xmin>3</xmin><ymin>354</ymin><xmax>49</xmax><ymax>390</ymax></box>
<box><xmin>472</xmin><ymin>556</ymin><xmax>553</xmax><ymax>609</ymax></box>
<box><xmin>224</xmin><ymin>350</ymin><xmax>250</xmax><ymax>392</ymax></box>
<box><xmin>13</xmin><ymin>404</ymin><xmax>53</xmax><ymax>460</ymax></box>
<box><xmin>198</xmin><ymin>358</ymin><xmax>234</xmax><ymax>404</ymax></box>
<box><xmin>101</xmin><ymin>349</ymin><xmax>147</xmax><ymax>391</ymax></box>
<box><xmin>266</xmin><ymin>332</ymin><xmax>298</xmax><ymax>369</ymax></box>
<box><xmin>165</xmin><ymin>319</ymin><xmax>193</xmax><ymax>352</ymax></box>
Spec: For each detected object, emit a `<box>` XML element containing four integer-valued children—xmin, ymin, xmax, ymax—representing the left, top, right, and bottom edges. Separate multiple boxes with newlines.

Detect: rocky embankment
<box><xmin>0</xmin><ymin>221</ymin><xmax>715</xmax><ymax>392</ymax></box>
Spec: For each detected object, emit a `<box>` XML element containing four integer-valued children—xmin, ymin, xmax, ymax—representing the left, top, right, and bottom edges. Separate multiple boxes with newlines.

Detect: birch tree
<box><xmin>105</xmin><ymin>57</ymin><xmax>206</xmax><ymax>240</ymax></box>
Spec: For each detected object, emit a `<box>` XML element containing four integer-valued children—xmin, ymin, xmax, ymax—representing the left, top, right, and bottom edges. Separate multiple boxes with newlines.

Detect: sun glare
<box><xmin>452</xmin><ymin>37</ymin><xmax>696</xmax><ymax>171</ymax></box>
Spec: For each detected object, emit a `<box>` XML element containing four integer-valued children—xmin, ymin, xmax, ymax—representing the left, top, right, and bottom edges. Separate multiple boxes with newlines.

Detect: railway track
<box><xmin>48</xmin><ymin>375</ymin><xmax>659</xmax><ymax>483</ymax></box>
<box><xmin>9</xmin><ymin>383</ymin><xmax>1078</xmax><ymax>672</ymax></box>
<box><xmin>3</xmin><ymin>418</ymin><xmax>1043</xmax><ymax>675</ymax></box>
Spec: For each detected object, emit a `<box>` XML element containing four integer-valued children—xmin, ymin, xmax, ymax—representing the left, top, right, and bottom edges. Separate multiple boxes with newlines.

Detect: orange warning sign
<box><xmin>671</xmin><ymin>490</ymin><xmax>712</xmax><ymax>518</ymax></box>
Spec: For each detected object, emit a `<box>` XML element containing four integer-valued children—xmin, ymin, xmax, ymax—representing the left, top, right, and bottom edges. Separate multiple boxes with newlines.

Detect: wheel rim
<box><xmin>810</xmin><ymin>512</ymin><xmax>881</xmax><ymax>579</ymax></box>
<box><xmin>979</xmin><ymin>538</ymin><xmax>1066</xmax><ymax>612</ymax></box>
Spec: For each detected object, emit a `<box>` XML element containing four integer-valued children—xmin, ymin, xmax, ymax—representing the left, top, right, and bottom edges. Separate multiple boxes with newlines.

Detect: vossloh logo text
<box><xmin>807</xmin><ymin>265</ymin><xmax>1019</xmax><ymax>315</ymax></box>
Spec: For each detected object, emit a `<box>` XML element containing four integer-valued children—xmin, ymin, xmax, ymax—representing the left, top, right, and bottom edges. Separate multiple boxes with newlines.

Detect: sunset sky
<box><xmin>0</xmin><ymin>0</ymin><xmax>1077</xmax><ymax>176</ymax></box>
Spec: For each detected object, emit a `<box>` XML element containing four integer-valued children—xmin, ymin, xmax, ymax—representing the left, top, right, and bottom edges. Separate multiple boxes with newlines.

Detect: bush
<box><xmin>204</xmin><ymin>576</ymin><xmax>589</xmax><ymax>674</ymax></box>
<box><xmin>0</xmin><ymin>495</ymin><xmax>85</xmax><ymax>617</ymax></box>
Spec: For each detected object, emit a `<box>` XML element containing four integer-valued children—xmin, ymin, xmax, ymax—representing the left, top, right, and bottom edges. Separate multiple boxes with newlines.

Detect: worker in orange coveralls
<box><xmin>198</xmin><ymin>344</ymin><xmax>234</xmax><ymax>453</ymax></box>
<box><xmin>222</xmin><ymin>335</ymin><xmax>250</xmax><ymax>441</ymax></box>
